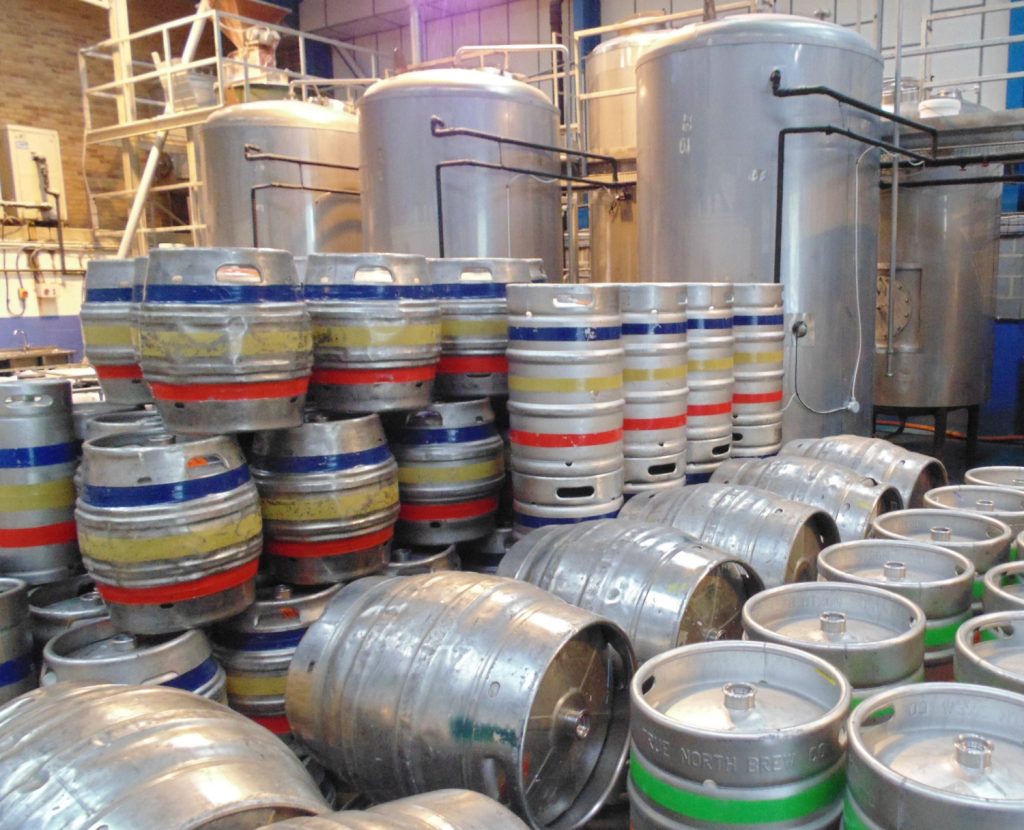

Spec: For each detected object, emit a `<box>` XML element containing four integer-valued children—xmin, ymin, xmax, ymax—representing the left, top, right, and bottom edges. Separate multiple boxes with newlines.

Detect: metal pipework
<box><xmin>887</xmin><ymin>0</ymin><xmax>904</xmax><ymax>380</ymax></box>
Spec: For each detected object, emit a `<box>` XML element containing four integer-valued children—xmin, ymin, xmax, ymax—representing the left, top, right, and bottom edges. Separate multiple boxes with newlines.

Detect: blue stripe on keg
<box><xmin>82</xmin><ymin>465</ymin><xmax>251</xmax><ymax>507</ymax></box>
<box><xmin>621</xmin><ymin>322</ymin><xmax>687</xmax><ymax>336</ymax></box>
<box><xmin>251</xmin><ymin>445</ymin><xmax>392</xmax><ymax>474</ymax></box>
<box><xmin>433</xmin><ymin>283</ymin><xmax>507</xmax><ymax>299</ymax></box>
<box><xmin>302</xmin><ymin>284</ymin><xmax>435</xmax><ymax>301</ymax></box>
<box><xmin>687</xmin><ymin>318</ymin><xmax>732</xmax><ymax>330</ymax></box>
<box><xmin>507</xmin><ymin>325</ymin><xmax>621</xmax><ymax>342</ymax></box>
<box><xmin>685</xmin><ymin>471</ymin><xmax>714</xmax><ymax>484</ymax></box>
<box><xmin>514</xmin><ymin>510</ymin><xmax>620</xmax><ymax>529</ymax></box>
<box><xmin>85</xmin><ymin>288</ymin><xmax>134</xmax><ymax>303</ymax></box>
<box><xmin>161</xmin><ymin>657</ymin><xmax>221</xmax><ymax>693</ymax></box>
<box><xmin>0</xmin><ymin>653</ymin><xmax>31</xmax><ymax>686</ymax></box>
<box><xmin>132</xmin><ymin>285</ymin><xmax>144</xmax><ymax>302</ymax></box>
<box><xmin>393</xmin><ymin>424</ymin><xmax>497</xmax><ymax>445</ymax></box>
<box><xmin>145</xmin><ymin>284</ymin><xmax>301</xmax><ymax>304</ymax></box>
<box><xmin>733</xmin><ymin>314</ymin><xmax>785</xmax><ymax>326</ymax></box>
<box><xmin>215</xmin><ymin>627</ymin><xmax>307</xmax><ymax>652</ymax></box>
<box><xmin>0</xmin><ymin>442</ymin><xmax>75</xmax><ymax>469</ymax></box>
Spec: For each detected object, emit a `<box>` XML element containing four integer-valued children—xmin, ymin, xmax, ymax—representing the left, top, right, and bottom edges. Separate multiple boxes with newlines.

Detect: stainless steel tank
<box><xmin>360</xmin><ymin>68</ymin><xmax>563</xmax><ymax>281</ymax></box>
<box><xmin>636</xmin><ymin>15</ymin><xmax>882</xmax><ymax>440</ymax></box>
<box><xmin>876</xmin><ymin>163</ymin><xmax>1001</xmax><ymax>409</ymax></box>
<box><xmin>198</xmin><ymin>99</ymin><xmax>361</xmax><ymax>262</ymax></box>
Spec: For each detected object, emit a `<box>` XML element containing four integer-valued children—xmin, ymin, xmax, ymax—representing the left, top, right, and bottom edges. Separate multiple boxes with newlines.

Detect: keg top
<box><xmin>204</xmin><ymin>98</ymin><xmax>358</xmax><ymax>132</ymax></box>
<box><xmin>28</xmin><ymin>575</ymin><xmax>106</xmax><ymax>621</ymax></box>
<box><xmin>83</xmin><ymin>410</ymin><xmax>164</xmax><ymax>443</ymax></box>
<box><xmin>616</xmin><ymin>282</ymin><xmax>688</xmax><ymax>313</ymax></box>
<box><xmin>984</xmin><ymin>562</ymin><xmax>1024</xmax><ymax>610</ymax></box>
<box><xmin>390</xmin><ymin>398</ymin><xmax>496</xmax><ymax>433</ymax></box>
<box><xmin>0</xmin><ymin>578</ymin><xmax>28</xmax><ymax>619</ymax></box>
<box><xmin>637</xmin><ymin>13</ymin><xmax>881</xmax><ymax>68</ymax></box>
<box><xmin>146</xmin><ymin>247</ymin><xmax>298</xmax><ymax>293</ymax></box>
<box><xmin>304</xmin><ymin>252</ymin><xmax>430</xmax><ymax>288</ymax></box>
<box><xmin>925</xmin><ymin>485</ymin><xmax>1024</xmax><ymax>521</ymax></box>
<box><xmin>384</xmin><ymin>544</ymin><xmax>459</xmax><ymax>575</ymax></box>
<box><xmin>427</xmin><ymin>257</ymin><xmax>534</xmax><ymax>286</ymax></box>
<box><xmin>85</xmin><ymin>257</ymin><xmax>146</xmax><ymax>292</ymax></box>
<box><xmin>731</xmin><ymin>281</ymin><xmax>784</xmax><ymax>307</ymax></box>
<box><xmin>873</xmin><ymin>509</ymin><xmax>1013</xmax><ymax>549</ymax></box>
<box><xmin>250</xmin><ymin>413</ymin><xmax>388</xmax><ymax>464</ymax></box>
<box><xmin>683</xmin><ymin>281</ymin><xmax>734</xmax><ymax>309</ymax></box>
<box><xmin>819</xmin><ymin>539</ymin><xmax>975</xmax><ymax>592</ymax></box>
<box><xmin>957</xmin><ymin>612</ymin><xmax>1024</xmax><ymax>683</ymax></box>
<box><xmin>360</xmin><ymin>67</ymin><xmax>557</xmax><ymax>112</ymax></box>
<box><xmin>966</xmin><ymin>466</ymin><xmax>1024</xmax><ymax>491</ymax></box>
<box><xmin>849</xmin><ymin>683</ymin><xmax>1024</xmax><ymax>801</ymax></box>
<box><xmin>506</xmin><ymin>282</ymin><xmax>621</xmax><ymax>316</ymax></box>
<box><xmin>214</xmin><ymin>582</ymin><xmax>341</xmax><ymax>636</ymax></box>
<box><xmin>0</xmin><ymin>377</ymin><xmax>73</xmax><ymax>415</ymax></box>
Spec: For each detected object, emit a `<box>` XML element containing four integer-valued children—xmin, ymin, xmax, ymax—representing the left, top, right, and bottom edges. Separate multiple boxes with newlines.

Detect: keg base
<box><xmin>312</xmin><ymin>380</ymin><xmax>434</xmax><ymax>415</ymax></box>
<box><xmin>105</xmin><ymin>577</ymin><xmax>257</xmax><ymax>636</ymax></box>
<box><xmin>396</xmin><ymin>511</ymin><xmax>496</xmax><ymax>546</ymax></box>
<box><xmin>264</xmin><ymin>541</ymin><xmax>390</xmax><ymax>586</ymax></box>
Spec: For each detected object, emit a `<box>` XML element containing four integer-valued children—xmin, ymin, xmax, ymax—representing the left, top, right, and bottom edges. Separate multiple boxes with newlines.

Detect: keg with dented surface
<box><xmin>304</xmin><ymin>253</ymin><xmax>440</xmax><ymax>413</ymax></box>
<box><xmin>76</xmin><ymin>432</ymin><xmax>262</xmax><ymax>634</ymax></box>
<box><xmin>619</xmin><ymin>483</ymin><xmax>839</xmax><ymax>587</ymax></box>
<box><xmin>731</xmin><ymin>283</ymin><xmax>784</xmax><ymax>453</ymax></box>
<box><xmin>250</xmin><ymin>414</ymin><xmax>398</xmax><ymax>585</ymax></box>
<box><xmin>286</xmin><ymin>572</ymin><xmax>635</xmax><ymax>830</ymax></box>
<box><xmin>81</xmin><ymin>257</ymin><xmax>152</xmax><ymax>404</ymax></box>
<box><xmin>955</xmin><ymin>611</ymin><xmax>1024</xmax><ymax>694</ymax></box>
<box><xmin>140</xmin><ymin>247</ymin><xmax>311</xmax><ymax>433</ymax></box>
<box><xmin>925</xmin><ymin>484</ymin><xmax>1024</xmax><ymax>559</ymax></box>
<box><xmin>512</xmin><ymin>469</ymin><xmax>624</xmax><ymax>538</ymax></box>
<box><xmin>0</xmin><ymin>684</ymin><xmax>329</xmax><ymax>829</ymax></box>
<box><xmin>684</xmin><ymin>283</ymin><xmax>733</xmax><ymax>449</ymax></box>
<box><xmin>0</xmin><ymin>378</ymin><xmax>79</xmax><ymax>585</ymax></box>
<box><xmin>0</xmin><ymin>578</ymin><xmax>34</xmax><ymax>704</ymax></box>
<box><xmin>629</xmin><ymin>641</ymin><xmax>850</xmax><ymax>830</ymax></box>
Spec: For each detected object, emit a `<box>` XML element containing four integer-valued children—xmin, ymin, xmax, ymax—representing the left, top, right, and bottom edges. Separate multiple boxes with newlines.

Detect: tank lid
<box><xmin>637</xmin><ymin>13</ymin><xmax>881</xmax><ymax>67</ymax></box>
<box><xmin>590</xmin><ymin>27</ymin><xmax>673</xmax><ymax>58</ymax></box>
<box><xmin>204</xmin><ymin>98</ymin><xmax>358</xmax><ymax>131</ymax></box>
<box><xmin>360</xmin><ymin>67</ymin><xmax>557</xmax><ymax>112</ymax></box>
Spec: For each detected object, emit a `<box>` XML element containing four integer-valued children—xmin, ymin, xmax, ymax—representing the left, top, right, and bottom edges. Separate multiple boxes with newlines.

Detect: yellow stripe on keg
<box><xmin>687</xmin><ymin>357</ymin><xmax>733</xmax><ymax>373</ymax></box>
<box><xmin>623</xmin><ymin>366</ymin><xmax>688</xmax><ymax>383</ymax></box>
<box><xmin>140</xmin><ymin>328</ymin><xmax>311</xmax><ymax>360</ymax></box>
<box><xmin>78</xmin><ymin>511</ymin><xmax>262</xmax><ymax>564</ymax></box>
<box><xmin>507</xmin><ymin>373</ymin><xmax>622</xmax><ymax>394</ymax></box>
<box><xmin>313</xmin><ymin>323</ymin><xmax>440</xmax><ymax>349</ymax></box>
<box><xmin>733</xmin><ymin>351</ymin><xmax>784</xmax><ymax>366</ymax></box>
<box><xmin>227</xmin><ymin>673</ymin><xmax>287</xmax><ymax>697</ymax></box>
<box><xmin>398</xmin><ymin>459</ymin><xmax>502</xmax><ymax>486</ymax></box>
<box><xmin>0</xmin><ymin>479</ymin><xmax>75</xmax><ymax>512</ymax></box>
<box><xmin>260</xmin><ymin>483</ymin><xmax>399</xmax><ymax>522</ymax></box>
<box><xmin>442</xmin><ymin>319</ymin><xmax>507</xmax><ymax>338</ymax></box>
<box><xmin>81</xmin><ymin>324</ymin><xmax>134</xmax><ymax>348</ymax></box>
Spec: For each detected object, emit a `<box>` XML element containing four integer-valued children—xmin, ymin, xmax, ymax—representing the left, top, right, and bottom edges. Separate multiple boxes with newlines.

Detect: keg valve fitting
<box><xmin>954</xmin><ymin>733</ymin><xmax>993</xmax><ymax>772</ymax></box>
<box><xmin>723</xmin><ymin>682</ymin><xmax>756</xmax><ymax>717</ymax></box>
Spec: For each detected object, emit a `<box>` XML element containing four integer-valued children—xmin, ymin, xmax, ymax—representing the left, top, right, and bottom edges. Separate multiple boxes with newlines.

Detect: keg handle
<box><xmin>552</xmin><ymin>290</ymin><xmax>594</xmax><ymax>309</ymax></box>
<box><xmin>216</xmin><ymin>264</ymin><xmax>263</xmax><ymax>284</ymax></box>
<box><xmin>458</xmin><ymin>266</ymin><xmax>496</xmax><ymax>282</ymax></box>
<box><xmin>405</xmin><ymin>410</ymin><xmax>443</xmax><ymax>428</ymax></box>
<box><xmin>3</xmin><ymin>393</ymin><xmax>53</xmax><ymax>409</ymax></box>
<box><xmin>352</xmin><ymin>265</ymin><xmax>396</xmax><ymax>284</ymax></box>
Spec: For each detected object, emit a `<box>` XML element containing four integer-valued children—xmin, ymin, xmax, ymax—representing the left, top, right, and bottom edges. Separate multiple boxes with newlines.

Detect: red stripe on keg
<box><xmin>508</xmin><ymin>428</ymin><xmax>622</xmax><ymax>448</ymax></box>
<box><xmin>149</xmin><ymin>378</ymin><xmax>308</xmax><ymax>402</ymax></box>
<box><xmin>95</xmin><ymin>364</ymin><xmax>143</xmax><ymax>380</ymax></box>
<box><xmin>265</xmin><ymin>527</ymin><xmax>394</xmax><ymax>559</ymax></box>
<box><xmin>399</xmin><ymin>497</ymin><xmax>498</xmax><ymax>522</ymax></box>
<box><xmin>437</xmin><ymin>355</ymin><xmax>508</xmax><ymax>374</ymax></box>
<box><xmin>688</xmin><ymin>402</ymin><xmax>733</xmax><ymax>416</ymax></box>
<box><xmin>733</xmin><ymin>390</ymin><xmax>784</xmax><ymax>404</ymax></box>
<box><xmin>622</xmin><ymin>415</ymin><xmax>687</xmax><ymax>431</ymax></box>
<box><xmin>312</xmin><ymin>366</ymin><xmax>436</xmax><ymax>386</ymax></box>
<box><xmin>252</xmin><ymin>714</ymin><xmax>292</xmax><ymax>735</ymax></box>
<box><xmin>0</xmin><ymin>521</ymin><xmax>77</xmax><ymax>549</ymax></box>
<box><xmin>95</xmin><ymin>559</ymin><xmax>258</xmax><ymax>605</ymax></box>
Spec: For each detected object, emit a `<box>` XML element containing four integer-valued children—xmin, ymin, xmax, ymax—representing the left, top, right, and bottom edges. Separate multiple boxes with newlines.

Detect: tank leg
<box><xmin>966</xmin><ymin>405</ymin><xmax>980</xmax><ymax>467</ymax></box>
<box><xmin>933</xmin><ymin>409</ymin><xmax>948</xmax><ymax>457</ymax></box>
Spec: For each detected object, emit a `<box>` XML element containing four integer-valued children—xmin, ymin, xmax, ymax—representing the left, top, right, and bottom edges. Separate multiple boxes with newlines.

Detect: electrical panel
<box><xmin>0</xmin><ymin>124</ymin><xmax>67</xmax><ymax>222</ymax></box>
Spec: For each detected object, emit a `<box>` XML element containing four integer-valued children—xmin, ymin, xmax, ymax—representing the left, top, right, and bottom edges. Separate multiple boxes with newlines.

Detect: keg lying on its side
<box><xmin>955</xmin><ymin>611</ymin><xmax>1024</xmax><ymax>694</ymax></box>
<box><xmin>0</xmin><ymin>577</ymin><xmax>34</xmax><ymax>705</ymax></box>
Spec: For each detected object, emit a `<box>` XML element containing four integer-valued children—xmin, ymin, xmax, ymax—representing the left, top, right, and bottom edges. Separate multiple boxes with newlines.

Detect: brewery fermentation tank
<box><xmin>198</xmin><ymin>100</ymin><xmax>361</xmax><ymax>262</ymax></box>
<box><xmin>359</xmin><ymin>69</ymin><xmax>563</xmax><ymax>281</ymax></box>
<box><xmin>636</xmin><ymin>14</ymin><xmax>881</xmax><ymax>440</ymax></box>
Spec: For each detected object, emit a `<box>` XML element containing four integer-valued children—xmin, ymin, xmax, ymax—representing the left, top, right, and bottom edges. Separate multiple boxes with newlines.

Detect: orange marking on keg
<box><xmin>508</xmin><ymin>428</ymin><xmax>623</xmax><ymax>448</ymax></box>
<box><xmin>252</xmin><ymin>714</ymin><xmax>292</xmax><ymax>735</ymax></box>
<box><xmin>187</xmin><ymin>457</ymin><xmax>209</xmax><ymax>468</ymax></box>
<box><xmin>623</xmin><ymin>415</ymin><xmax>687</xmax><ymax>430</ymax></box>
<box><xmin>265</xmin><ymin>527</ymin><xmax>394</xmax><ymax>559</ymax></box>
<box><xmin>733</xmin><ymin>391</ymin><xmax>784</xmax><ymax>404</ymax></box>
<box><xmin>312</xmin><ymin>366</ymin><xmax>436</xmax><ymax>385</ymax></box>
<box><xmin>94</xmin><ymin>364</ymin><xmax>143</xmax><ymax>380</ymax></box>
<box><xmin>150</xmin><ymin>377</ymin><xmax>309</xmax><ymax>401</ymax></box>
<box><xmin>95</xmin><ymin>559</ymin><xmax>258</xmax><ymax>605</ymax></box>
<box><xmin>0</xmin><ymin>521</ymin><xmax>77</xmax><ymax>548</ymax></box>
<box><xmin>687</xmin><ymin>402</ymin><xmax>732</xmax><ymax>416</ymax></box>
<box><xmin>399</xmin><ymin>497</ymin><xmax>498</xmax><ymax>522</ymax></box>
<box><xmin>437</xmin><ymin>355</ymin><xmax>509</xmax><ymax>374</ymax></box>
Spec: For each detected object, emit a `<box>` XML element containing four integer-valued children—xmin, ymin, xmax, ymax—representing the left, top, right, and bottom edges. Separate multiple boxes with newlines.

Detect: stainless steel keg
<box><xmin>71</xmin><ymin>400</ymin><xmax>136</xmax><ymax>443</ymax></box>
<box><xmin>286</xmin><ymin>572</ymin><xmax>635</xmax><ymax>830</ymax></box>
<box><xmin>0</xmin><ymin>684</ymin><xmax>329</xmax><ymax>829</ymax></box>
<box><xmin>41</xmin><ymin>618</ymin><xmax>226</xmax><ymax>701</ymax></box>
<box><xmin>731</xmin><ymin>283</ymin><xmax>784</xmax><ymax>453</ymax></box>
<box><xmin>624</xmin><ymin>390</ymin><xmax>688</xmax><ymax>468</ymax></box>
<box><xmin>81</xmin><ymin>257</ymin><xmax>152</xmax><ymax>404</ymax></box>
<box><xmin>304</xmin><ymin>253</ymin><xmax>440</xmax><ymax>413</ymax></box>
<box><xmin>511</xmin><ymin>469</ymin><xmax>624</xmax><ymax>539</ymax></box>
<box><xmin>684</xmin><ymin>283</ymin><xmax>734</xmax><ymax>447</ymax></box>
<box><xmin>955</xmin><ymin>611</ymin><xmax>1024</xmax><ymax>694</ymax></box>
<box><xmin>0</xmin><ymin>378</ymin><xmax>79</xmax><ymax>584</ymax></box>
<box><xmin>0</xmin><ymin>577</ymin><xmax>34</xmax><ymax>704</ymax></box>
<box><xmin>384</xmin><ymin>544</ymin><xmax>460</xmax><ymax>575</ymax></box>
<box><xmin>846</xmin><ymin>683</ymin><xmax>1024</xmax><ymax>829</ymax></box>
<box><xmin>499</xmin><ymin>519</ymin><xmax>763</xmax><ymax>662</ymax></box>
<box><xmin>507</xmin><ymin>400</ymin><xmax>624</xmax><ymax>477</ymax></box>
<box><xmin>619</xmin><ymin>482</ymin><xmax>840</xmax><ymax>587</ymax></box>
<box><xmin>389</xmin><ymin>399</ymin><xmax>505</xmax><ymax>544</ymax></box>
<box><xmin>81</xmin><ymin>409</ymin><xmax>164</xmax><ymax>442</ymax></box>
<box><xmin>140</xmin><ymin>247</ymin><xmax>311</xmax><ymax>433</ymax></box>
<box><xmin>742</xmin><ymin>582</ymin><xmax>926</xmax><ymax>706</ymax></box>
<box><xmin>781</xmin><ymin>434</ymin><xmax>947</xmax><ymax>508</ymax></box>
<box><xmin>630</xmin><ymin>641</ymin><xmax>850</xmax><ymax>830</ymax></box>
<box><xmin>965</xmin><ymin>465</ymin><xmax>1024</xmax><ymax>491</ymax></box>
<box><xmin>983</xmin><ymin>561</ymin><xmax>1024</xmax><ymax>613</ymax></box>
<box><xmin>925</xmin><ymin>484</ymin><xmax>1024</xmax><ymax>558</ymax></box>
<box><xmin>458</xmin><ymin>524</ymin><xmax>514</xmax><ymax>574</ymax></box>
<box><xmin>26</xmin><ymin>574</ymin><xmax>108</xmax><ymax>654</ymax></box>
<box><xmin>713</xmin><ymin>455</ymin><xmax>903</xmax><ymax>541</ymax></box>
<box><xmin>428</xmin><ymin>257</ymin><xmax>534</xmax><ymax>399</ymax></box>
<box><xmin>624</xmin><ymin>452</ymin><xmax>685</xmax><ymax>491</ymax></box>
<box><xmin>76</xmin><ymin>432</ymin><xmax>262</xmax><ymax>634</ymax></box>
<box><xmin>250</xmin><ymin>414</ymin><xmax>398</xmax><ymax>585</ymax></box>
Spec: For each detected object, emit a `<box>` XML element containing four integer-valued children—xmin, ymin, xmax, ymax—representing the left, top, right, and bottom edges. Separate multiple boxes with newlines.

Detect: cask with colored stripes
<box><xmin>0</xmin><ymin>578</ymin><xmax>34</xmax><ymax>704</ymax></box>
<box><xmin>731</xmin><ymin>283</ymin><xmax>784</xmax><ymax>457</ymax></box>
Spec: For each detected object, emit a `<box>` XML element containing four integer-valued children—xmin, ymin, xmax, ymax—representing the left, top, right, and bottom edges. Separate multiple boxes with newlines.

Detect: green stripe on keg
<box><xmin>629</xmin><ymin>756</ymin><xmax>845</xmax><ymax>824</ymax></box>
<box><xmin>974</xmin><ymin>576</ymin><xmax>984</xmax><ymax>601</ymax></box>
<box><xmin>1012</xmin><ymin>541</ymin><xmax>1019</xmax><ymax>562</ymax></box>
<box><xmin>925</xmin><ymin>615</ymin><xmax>970</xmax><ymax>649</ymax></box>
<box><xmin>843</xmin><ymin>796</ymin><xmax>872</xmax><ymax>830</ymax></box>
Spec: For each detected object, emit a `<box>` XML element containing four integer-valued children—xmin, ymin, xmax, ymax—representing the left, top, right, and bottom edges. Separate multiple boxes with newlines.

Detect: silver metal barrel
<box><xmin>250</xmin><ymin>413</ymin><xmax>398</xmax><ymax>585</ymax></box>
<box><xmin>428</xmin><ymin>257</ymin><xmax>534</xmax><ymax>400</ymax></box>
<box><xmin>983</xmin><ymin>562</ymin><xmax>1024</xmax><ymax>613</ymax></box>
<box><xmin>0</xmin><ymin>378</ymin><xmax>79</xmax><ymax>584</ymax></box>
<box><xmin>629</xmin><ymin>641</ymin><xmax>850</xmax><ymax>830</ymax></box>
<box><xmin>508</xmin><ymin>400</ymin><xmax>625</xmax><ymax>477</ymax></box>
<box><xmin>966</xmin><ymin>466</ymin><xmax>1024</xmax><ymax>491</ymax></box>
<box><xmin>955</xmin><ymin>611</ymin><xmax>1024</xmax><ymax>694</ymax></box>
<box><xmin>81</xmin><ymin>257</ymin><xmax>152</xmax><ymax>404</ymax></box>
<box><xmin>624</xmin><ymin>452</ymin><xmax>685</xmax><ymax>492</ymax></box>
<box><xmin>818</xmin><ymin>539</ymin><xmax>974</xmax><ymax>668</ymax></box>
<box><xmin>384</xmin><ymin>544</ymin><xmax>460</xmax><ymax>576</ymax></box>
<box><xmin>140</xmin><ymin>247</ymin><xmax>311</xmax><ymax>433</ymax></box>
<box><xmin>76</xmin><ymin>432</ymin><xmax>262</xmax><ymax>635</ymax></box>
<box><xmin>731</xmin><ymin>283</ymin><xmax>784</xmax><ymax>454</ymax></box>
<box><xmin>742</xmin><ymin>582</ymin><xmax>926</xmax><ymax>706</ymax></box>
<box><xmin>511</xmin><ymin>469</ymin><xmax>624</xmax><ymax>539</ymax></box>
<box><xmin>712</xmin><ymin>455</ymin><xmax>903</xmax><ymax>541</ymax></box>
<box><xmin>82</xmin><ymin>409</ymin><xmax>164</xmax><ymax>442</ymax></box>
<box><xmin>781</xmin><ymin>434</ymin><xmax>947</xmax><ymax>508</ymax></box>
<box><xmin>620</xmin><ymin>482</ymin><xmax>838</xmax><ymax>587</ymax></box>
<box><xmin>71</xmin><ymin>400</ymin><xmax>136</xmax><ymax>443</ymax></box>
<box><xmin>27</xmin><ymin>574</ymin><xmax>108</xmax><ymax>654</ymax></box>
<box><xmin>389</xmin><ymin>399</ymin><xmax>505</xmax><ymax>545</ymax></box>
<box><xmin>0</xmin><ymin>684</ymin><xmax>329</xmax><ymax>829</ymax></box>
<box><xmin>0</xmin><ymin>577</ymin><xmax>34</xmax><ymax>704</ymax></box>
<box><xmin>212</xmin><ymin>583</ymin><xmax>340</xmax><ymax>738</ymax></box>
<box><xmin>41</xmin><ymin>618</ymin><xmax>226</xmax><ymax>701</ymax></box>
<box><xmin>684</xmin><ymin>284</ymin><xmax>734</xmax><ymax>456</ymax></box>
<box><xmin>925</xmin><ymin>485</ymin><xmax>1024</xmax><ymax>560</ymax></box>
<box><xmin>846</xmin><ymin>683</ymin><xmax>1024</xmax><ymax>829</ymax></box>
<box><xmin>499</xmin><ymin>519</ymin><xmax>762</xmax><ymax>663</ymax></box>
<box><xmin>286</xmin><ymin>572</ymin><xmax>635</xmax><ymax>830</ymax></box>
<box><xmin>458</xmin><ymin>524</ymin><xmax>514</xmax><ymax>574</ymax></box>
<box><xmin>304</xmin><ymin>253</ymin><xmax>440</xmax><ymax>414</ymax></box>
<box><xmin>872</xmin><ymin>508</ymin><xmax>1013</xmax><ymax>609</ymax></box>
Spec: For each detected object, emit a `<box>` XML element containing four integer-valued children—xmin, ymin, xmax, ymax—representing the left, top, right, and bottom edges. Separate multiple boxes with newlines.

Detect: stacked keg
<box><xmin>618</xmin><ymin>284</ymin><xmax>688</xmax><ymax>496</ymax></box>
<box><xmin>683</xmin><ymin>283</ymin><xmax>734</xmax><ymax>482</ymax></box>
<box><xmin>730</xmin><ymin>282</ymin><xmax>785</xmax><ymax>457</ymax></box>
<box><xmin>0</xmin><ymin>578</ymin><xmax>34</xmax><ymax>704</ymax></box>
<box><xmin>506</xmin><ymin>283</ymin><xmax>625</xmax><ymax>536</ymax></box>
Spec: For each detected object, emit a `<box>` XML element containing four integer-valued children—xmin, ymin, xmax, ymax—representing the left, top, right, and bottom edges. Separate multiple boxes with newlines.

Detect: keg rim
<box><xmin>955</xmin><ymin>610</ymin><xmax>1024</xmax><ymax>679</ymax></box>
<box><xmin>983</xmin><ymin>561</ymin><xmax>1024</xmax><ymax>611</ymax></box>
<box><xmin>925</xmin><ymin>484</ymin><xmax>1024</xmax><ymax>521</ymax></box>
<box><xmin>872</xmin><ymin>508</ymin><xmax>1013</xmax><ymax>548</ymax></box>
<box><xmin>965</xmin><ymin>466</ymin><xmax>1024</xmax><ymax>491</ymax></box>
<box><xmin>818</xmin><ymin>539</ymin><xmax>976</xmax><ymax>593</ymax></box>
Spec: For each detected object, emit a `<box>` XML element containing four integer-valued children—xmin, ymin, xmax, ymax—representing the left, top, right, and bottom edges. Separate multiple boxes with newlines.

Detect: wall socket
<box><xmin>35</xmin><ymin>283</ymin><xmax>58</xmax><ymax>299</ymax></box>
